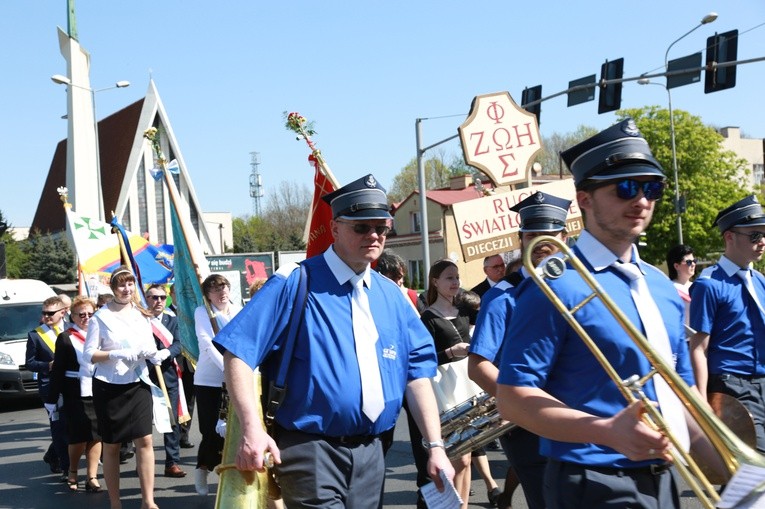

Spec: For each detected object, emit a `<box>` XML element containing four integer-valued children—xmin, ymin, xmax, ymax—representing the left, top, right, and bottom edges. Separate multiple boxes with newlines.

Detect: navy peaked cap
<box><xmin>560</xmin><ymin>118</ymin><xmax>665</xmax><ymax>187</ymax></box>
<box><xmin>321</xmin><ymin>174</ymin><xmax>392</xmax><ymax>220</ymax></box>
<box><xmin>510</xmin><ymin>191</ymin><xmax>571</xmax><ymax>232</ymax></box>
<box><xmin>713</xmin><ymin>195</ymin><xmax>765</xmax><ymax>233</ymax></box>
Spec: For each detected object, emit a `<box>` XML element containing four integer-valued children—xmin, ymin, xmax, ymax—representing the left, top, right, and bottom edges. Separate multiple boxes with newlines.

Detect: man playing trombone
<box><xmin>468</xmin><ymin>190</ymin><xmax>571</xmax><ymax>509</ymax></box>
<box><xmin>496</xmin><ymin>119</ymin><xmax>696</xmax><ymax>508</ymax></box>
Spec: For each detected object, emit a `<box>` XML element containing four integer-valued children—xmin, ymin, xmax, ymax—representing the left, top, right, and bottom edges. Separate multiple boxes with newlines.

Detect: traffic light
<box><xmin>521</xmin><ymin>85</ymin><xmax>542</xmax><ymax>125</ymax></box>
<box><xmin>598</xmin><ymin>58</ymin><xmax>624</xmax><ymax>114</ymax></box>
<box><xmin>705</xmin><ymin>30</ymin><xmax>738</xmax><ymax>94</ymax></box>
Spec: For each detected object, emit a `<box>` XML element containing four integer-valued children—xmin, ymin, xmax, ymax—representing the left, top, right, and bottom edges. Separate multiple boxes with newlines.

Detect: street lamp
<box><xmin>51</xmin><ymin>74</ymin><xmax>130</xmax><ymax>221</ymax></box>
<box><xmin>205</xmin><ymin>221</ymin><xmax>226</xmax><ymax>254</ymax></box>
<box><xmin>640</xmin><ymin>12</ymin><xmax>717</xmax><ymax>245</ymax></box>
<box><xmin>638</xmin><ymin>77</ymin><xmax>684</xmax><ymax>244</ymax></box>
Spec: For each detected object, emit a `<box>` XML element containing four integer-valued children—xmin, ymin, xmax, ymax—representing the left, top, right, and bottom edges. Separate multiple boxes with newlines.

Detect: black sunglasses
<box><xmin>614</xmin><ymin>179</ymin><xmax>665</xmax><ymax>201</ymax></box>
<box><xmin>586</xmin><ymin>179</ymin><xmax>665</xmax><ymax>201</ymax></box>
<box><xmin>731</xmin><ymin>230</ymin><xmax>765</xmax><ymax>244</ymax></box>
<box><xmin>149</xmin><ymin>295</ymin><xmax>168</xmax><ymax>301</ymax></box>
<box><xmin>684</xmin><ymin>259</ymin><xmax>697</xmax><ymax>266</ymax></box>
<box><xmin>42</xmin><ymin>309</ymin><xmax>64</xmax><ymax>317</ymax></box>
<box><xmin>78</xmin><ymin>312</ymin><xmax>95</xmax><ymax>318</ymax></box>
<box><xmin>336</xmin><ymin>220</ymin><xmax>391</xmax><ymax>236</ymax></box>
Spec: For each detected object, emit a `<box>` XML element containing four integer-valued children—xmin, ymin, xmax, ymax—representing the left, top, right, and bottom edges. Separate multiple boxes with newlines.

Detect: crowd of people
<box><xmin>24</xmin><ymin>118</ymin><xmax>765</xmax><ymax>509</ymax></box>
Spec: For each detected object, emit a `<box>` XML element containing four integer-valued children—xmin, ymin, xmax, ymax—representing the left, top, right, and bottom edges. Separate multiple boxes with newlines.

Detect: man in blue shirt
<box><xmin>468</xmin><ymin>190</ymin><xmax>570</xmax><ymax>509</ymax></box>
<box><xmin>690</xmin><ymin>195</ymin><xmax>765</xmax><ymax>452</ymax></box>
<box><xmin>215</xmin><ymin>174</ymin><xmax>454</xmax><ymax>508</ymax></box>
<box><xmin>497</xmin><ymin>119</ymin><xmax>697</xmax><ymax>508</ymax></box>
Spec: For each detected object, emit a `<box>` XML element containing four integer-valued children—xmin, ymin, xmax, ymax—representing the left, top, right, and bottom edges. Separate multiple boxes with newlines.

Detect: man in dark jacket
<box><xmin>146</xmin><ymin>284</ymin><xmax>186</xmax><ymax>478</ymax></box>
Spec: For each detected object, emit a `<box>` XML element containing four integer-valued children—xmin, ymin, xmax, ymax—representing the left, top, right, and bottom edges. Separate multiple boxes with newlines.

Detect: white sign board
<box><xmin>458</xmin><ymin>92</ymin><xmax>543</xmax><ymax>187</ymax></box>
<box><xmin>451</xmin><ymin>180</ymin><xmax>582</xmax><ymax>262</ymax></box>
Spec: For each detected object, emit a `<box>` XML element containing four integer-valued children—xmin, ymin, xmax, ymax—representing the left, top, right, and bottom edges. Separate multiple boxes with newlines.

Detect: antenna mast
<box><xmin>249</xmin><ymin>152</ymin><xmax>264</xmax><ymax>216</ymax></box>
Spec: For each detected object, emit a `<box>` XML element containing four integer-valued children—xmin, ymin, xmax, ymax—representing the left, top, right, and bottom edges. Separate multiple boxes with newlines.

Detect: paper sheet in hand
<box><xmin>421</xmin><ymin>469</ymin><xmax>462</xmax><ymax>509</ymax></box>
<box><xmin>718</xmin><ymin>463</ymin><xmax>765</xmax><ymax>508</ymax></box>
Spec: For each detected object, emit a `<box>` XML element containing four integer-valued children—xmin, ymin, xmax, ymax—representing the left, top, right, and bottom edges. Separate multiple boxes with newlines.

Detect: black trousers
<box><xmin>500</xmin><ymin>427</ymin><xmax>546</xmax><ymax>509</ymax></box>
<box><xmin>195</xmin><ymin>385</ymin><xmax>224</xmax><ymax>470</ymax></box>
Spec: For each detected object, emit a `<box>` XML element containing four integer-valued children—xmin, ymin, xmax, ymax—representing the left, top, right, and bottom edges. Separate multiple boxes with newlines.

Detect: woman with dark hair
<box><xmin>47</xmin><ymin>295</ymin><xmax>102</xmax><ymax>493</ymax></box>
<box><xmin>193</xmin><ymin>274</ymin><xmax>242</xmax><ymax>496</ymax></box>
<box><xmin>420</xmin><ymin>259</ymin><xmax>475</xmax><ymax>508</ymax></box>
<box><xmin>83</xmin><ymin>266</ymin><xmax>160</xmax><ymax>509</ymax></box>
<box><xmin>666</xmin><ymin>244</ymin><xmax>696</xmax><ymax>326</ymax></box>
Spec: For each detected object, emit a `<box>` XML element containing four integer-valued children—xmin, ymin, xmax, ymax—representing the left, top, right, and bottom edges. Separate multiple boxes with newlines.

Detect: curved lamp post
<box><xmin>51</xmin><ymin>74</ymin><xmax>130</xmax><ymax>221</ymax></box>
<box><xmin>640</xmin><ymin>12</ymin><xmax>717</xmax><ymax>245</ymax></box>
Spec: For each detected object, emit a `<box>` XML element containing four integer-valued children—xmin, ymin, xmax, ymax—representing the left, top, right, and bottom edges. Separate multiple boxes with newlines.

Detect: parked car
<box><xmin>0</xmin><ymin>279</ymin><xmax>56</xmax><ymax>397</ymax></box>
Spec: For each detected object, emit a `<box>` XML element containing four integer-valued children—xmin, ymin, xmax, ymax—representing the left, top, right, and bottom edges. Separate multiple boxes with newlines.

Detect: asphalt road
<box><xmin>0</xmin><ymin>396</ymin><xmax>707</xmax><ymax>509</ymax></box>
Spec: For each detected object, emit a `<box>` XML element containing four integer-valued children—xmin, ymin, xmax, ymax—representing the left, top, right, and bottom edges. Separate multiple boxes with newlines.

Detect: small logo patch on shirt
<box><xmin>383</xmin><ymin>344</ymin><xmax>397</xmax><ymax>360</ymax></box>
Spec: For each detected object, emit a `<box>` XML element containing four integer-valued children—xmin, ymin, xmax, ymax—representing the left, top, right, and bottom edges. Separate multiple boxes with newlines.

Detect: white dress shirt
<box><xmin>83</xmin><ymin>305</ymin><xmax>155</xmax><ymax>385</ymax></box>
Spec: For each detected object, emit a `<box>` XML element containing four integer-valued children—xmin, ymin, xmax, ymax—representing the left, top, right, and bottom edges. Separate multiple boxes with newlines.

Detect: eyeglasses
<box><xmin>78</xmin><ymin>312</ymin><xmax>94</xmax><ymax>318</ymax></box>
<box><xmin>41</xmin><ymin>309</ymin><xmax>64</xmax><ymax>317</ymax></box>
<box><xmin>613</xmin><ymin>179</ymin><xmax>665</xmax><ymax>201</ymax></box>
<box><xmin>485</xmin><ymin>264</ymin><xmax>505</xmax><ymax>270</ymax></box>
<box><xmin>336</xmin><ymin>220</ymin><xmax>391</xmax><ymax>237</ymax></box>
<box><xmin>149</xmin><ymin>295</ymin><xmax>168</xmax><ymax>301</ymax></box>
<box><xmin>731</xmin><ymin>230</ymin><xmax>765</xmax><ymax>244</ymax></box>
<box><xmin>684</xmin><ymin>259</ymin><xmax>697</xmax><ymax>266</ymax></box>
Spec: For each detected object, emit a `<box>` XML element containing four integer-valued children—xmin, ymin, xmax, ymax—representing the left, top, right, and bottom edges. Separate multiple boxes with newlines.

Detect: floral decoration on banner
<box><xmin>143</xmin><ymin>127</ymin><xmax>180</xmax><ymax>181</ymax></box>
<box><xmin>284</xmin><ymin>111</ymin><xmax>316</xmax><ymax>141</ymax></box>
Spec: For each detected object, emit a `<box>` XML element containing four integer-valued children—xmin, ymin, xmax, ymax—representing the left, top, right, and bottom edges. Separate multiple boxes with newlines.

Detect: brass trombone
<box><xmin>523</xmin><ymin>235</ymin><xmax>765</xmax><ymax>509</ymax></box>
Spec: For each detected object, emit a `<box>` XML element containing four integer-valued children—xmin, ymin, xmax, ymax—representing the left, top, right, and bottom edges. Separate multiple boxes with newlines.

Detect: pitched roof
<box><xmin>31</xmin><ymin>98</ymin><xmax>145</xmax><ymax>233</ymax></box>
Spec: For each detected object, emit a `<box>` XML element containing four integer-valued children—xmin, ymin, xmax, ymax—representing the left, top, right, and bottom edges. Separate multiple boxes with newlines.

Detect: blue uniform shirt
<box><xmin>470</xmin><ymin>272</ymin><xmax>525</xmax><ymax>363</ymax></box>
<box><xmin>214</xmin><ymin>246</ymin><xmax>437</xmax><ymax>437</ymax></box>
<box><xmin>498</xmin><ymin>230</ymin><xmax>693</xmax><ymax>467</ymax></box>
<box><xmin>690</xmin><ymin>255</ymin><xmax>765</xmax><ymax>376</ymax></box>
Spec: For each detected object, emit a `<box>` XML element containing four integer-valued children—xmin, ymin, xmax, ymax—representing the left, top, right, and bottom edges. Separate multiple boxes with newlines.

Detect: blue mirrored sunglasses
<box><xmin>614</xmin><ymin>179</ymin><xmax>665</xmax><ymax>201</ymax></box>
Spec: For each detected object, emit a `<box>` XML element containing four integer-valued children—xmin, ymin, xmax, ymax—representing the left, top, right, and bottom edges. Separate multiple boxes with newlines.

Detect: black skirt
<box><xmin>61</xmin><ymin>377</ymin><xmax>100</xmax><ymax>443</ymax></box>
<box><xmin>92</xmin><ymin>378</ymin><xmax>152</xmax><ymax>444</ymax></box>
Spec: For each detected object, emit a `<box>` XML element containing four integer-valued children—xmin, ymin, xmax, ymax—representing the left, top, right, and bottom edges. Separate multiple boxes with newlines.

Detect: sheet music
<box><xmin>718</xmin><ymin>463</ymin><xmax>765</xmax><ymax>508</ymax></box>
<box><xmin>421</xmin><ymin>469</ymin><xmax>462</xmax><ymax>509</ymax></box>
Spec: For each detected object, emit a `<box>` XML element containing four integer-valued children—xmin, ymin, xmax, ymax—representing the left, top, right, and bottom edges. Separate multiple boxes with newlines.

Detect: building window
<box><xmin>754</xmin><ymin>164</ymin><xmax>764</xmax><ymax>185</ymax></box>
<box><xmin>411</xmin><ymin>211</ymin><xmax>421</xmax><ymax>233</ymax></box>
<box><xmin>408</xmin><ymin>260</ymin><xmax>424</xmax><ymax>290</ymax></box>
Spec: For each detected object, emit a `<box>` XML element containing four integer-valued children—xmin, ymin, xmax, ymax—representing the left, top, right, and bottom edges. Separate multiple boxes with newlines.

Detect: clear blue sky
<box><xmin>2</xmin><ymin>1</ymin><xmax>764</xmax><ymax>228</ymax></box>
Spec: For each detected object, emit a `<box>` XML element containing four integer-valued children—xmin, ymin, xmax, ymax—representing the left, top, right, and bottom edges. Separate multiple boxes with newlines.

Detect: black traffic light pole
<box><xmin>521</xmin><ymin>55</ymin><xmax>765</xmax><ymax>112</ymax></box>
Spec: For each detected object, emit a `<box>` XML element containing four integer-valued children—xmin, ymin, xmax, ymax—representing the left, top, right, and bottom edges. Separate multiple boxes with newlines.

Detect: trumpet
<box><xmin>523</xmin><ymin>235</ymin><xmax>765</xmax><ymax>509</ymax></box>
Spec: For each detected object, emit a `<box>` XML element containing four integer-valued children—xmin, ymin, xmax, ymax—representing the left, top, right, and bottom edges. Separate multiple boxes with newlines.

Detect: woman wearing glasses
<box><xmin>666</xmin><ymin>244</ymin><xmax>696</xmax><ymax>328</ymax></box>
<box><xmin>84</xmin><ymin>266</ymin><xmax>161</xmax><ymax>509</ymax></box>
<box><xmin>47</xmin><ymin>296</ymin><xmax>102</xmax><ymax>493</ymax></box>
<box><xmin>193</xmin><ymin>274</ymin><xmax>242</xmax><ymax>496</ymax></box>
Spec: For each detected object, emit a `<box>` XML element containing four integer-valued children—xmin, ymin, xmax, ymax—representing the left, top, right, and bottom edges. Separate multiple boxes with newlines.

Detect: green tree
<box><xmin>387</xmin><ymin>151</ymin><xmax>454</xmax><ymax>203</ymax></box>
<box><xmin>620</xmin><ymin>107</ymin><xmax>750</xmax><ymax>264</ymax></box>
<box><xmin>20</xmin><ymin>231</ymin><xmax>76</xmax><ymax>283</ymax></box>
<box><xmin>0</xmin><ymin>210</ymin><xmax>25</xmax><ymax>278</ymax></box>
<box><xmin>233</xmin><ymin>181</ymin><xmax>311</xmax><ymax>253</ymax></box>
<box><xmin>538</xmin><ymin>125</ymin><xmax>599</xmax><ymax>175</ymax></box>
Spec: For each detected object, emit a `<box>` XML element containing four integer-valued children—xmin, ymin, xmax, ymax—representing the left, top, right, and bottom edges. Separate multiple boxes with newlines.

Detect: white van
<box><xmin>0</xmin><ymin>279</ymin><xmax>56</xmax><ymax>397</ymax></box>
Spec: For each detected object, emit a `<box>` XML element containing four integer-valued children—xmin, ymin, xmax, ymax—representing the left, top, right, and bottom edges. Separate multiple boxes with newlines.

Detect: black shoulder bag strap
<box><xmin>264</xmin><ymin>263</ymin><xmax>309</xmax><ymax>427</ymax></box>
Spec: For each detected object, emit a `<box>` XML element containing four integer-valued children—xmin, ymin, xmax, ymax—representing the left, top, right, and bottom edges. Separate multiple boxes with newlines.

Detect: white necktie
<box><xmin>350</xmin><ymin>274</ymin><xmax>385</xmax><ymax>422</ymax></box>
<box><xmin>613</xmin><ymin>262</ymin><xmax>691</xmax><ymax>452</ymax></box>
<box><xmin>738</xmin><ymin>269</ymin><xmax>765</xmax><ymax>317</ymax></box>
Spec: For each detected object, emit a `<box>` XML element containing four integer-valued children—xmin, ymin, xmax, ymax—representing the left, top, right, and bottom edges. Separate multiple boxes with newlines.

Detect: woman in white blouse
<box><xmin>83</xmin><ymin>267</ymin><xmax>161</xmax><ymax>509</ymax></box>
<box><xmin>193</xmin><ymin>274</ymin><xmax>242</xmax><ymax>496</ymax></box>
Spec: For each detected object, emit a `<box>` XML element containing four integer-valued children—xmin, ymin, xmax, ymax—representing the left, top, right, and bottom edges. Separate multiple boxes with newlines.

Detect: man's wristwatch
<box><xmin>421</xmin><ymin>438</ymin><xmax>445</xmax><ymax>450</ymax></box>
